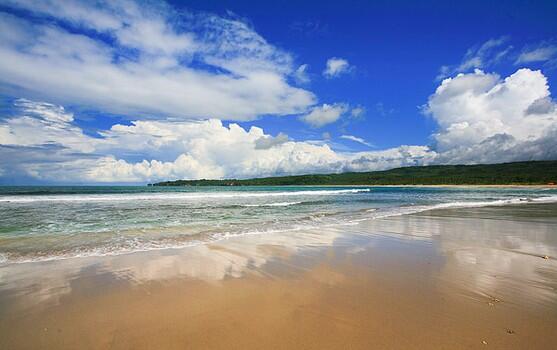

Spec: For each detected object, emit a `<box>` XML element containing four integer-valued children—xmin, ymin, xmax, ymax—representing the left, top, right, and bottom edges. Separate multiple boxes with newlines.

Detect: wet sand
<box><xmin>1</xmin><ymin>204</ymin><xmax>556</xmax><ymax>349</ymax></box>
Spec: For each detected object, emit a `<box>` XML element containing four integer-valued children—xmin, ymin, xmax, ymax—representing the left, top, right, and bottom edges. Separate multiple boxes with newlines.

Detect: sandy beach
<box><xmin>0</xmin><ymin>203</ymin><xmax>556</xmax><ymax>349</ymax></box>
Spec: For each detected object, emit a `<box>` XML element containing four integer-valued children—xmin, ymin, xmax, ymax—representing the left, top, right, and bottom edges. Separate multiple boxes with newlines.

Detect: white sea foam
<box><xmin>0</xmin><ymin>225</ymin><xmax>318</xmax><ymax>265</ymax></box>
<box><xmin>360</xmin><ymin>195</ymin><xmax>557</xmax><ymax>221</ymax></box>
<box><xmin>242</xmin><ymin>201</ymin><xmax>303</xmax><ymax>207</ymax></box>
<box><xmin>0</xmin><ymin>189</ymin><xmax>370</xmax><ymax>203</ymax></box>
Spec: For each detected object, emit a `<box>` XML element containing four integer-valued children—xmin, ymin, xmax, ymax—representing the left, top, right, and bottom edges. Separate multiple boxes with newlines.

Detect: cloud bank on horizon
<box><xmin>0</xmin><ymin>0</ymin><xmax>556</xmax><ymax>184</ymax></box>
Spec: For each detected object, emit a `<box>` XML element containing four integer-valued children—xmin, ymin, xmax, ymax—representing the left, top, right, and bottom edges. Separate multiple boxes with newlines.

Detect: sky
<box><xmin>0</xmin><ymin>0</ymin><xmax>556</xmax><ymax>184</ymax></box>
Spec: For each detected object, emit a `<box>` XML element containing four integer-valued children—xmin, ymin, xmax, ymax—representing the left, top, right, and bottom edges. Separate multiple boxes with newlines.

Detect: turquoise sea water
<box><xmin>1</xmin><ymin>186</ymin><xmax>556</xmax><ymax>264</ymax></box>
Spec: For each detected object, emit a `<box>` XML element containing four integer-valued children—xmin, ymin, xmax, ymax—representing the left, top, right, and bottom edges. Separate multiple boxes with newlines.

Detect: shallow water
<box><xmin>1</xmin><ymin>185</ymin><xmax>556</xmax><ymax>263</ymax></box>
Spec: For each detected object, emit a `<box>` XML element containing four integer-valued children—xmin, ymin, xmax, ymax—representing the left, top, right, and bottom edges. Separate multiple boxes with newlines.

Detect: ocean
<box><xmin>1</xmin><ymin>185</ymin><xmax>556</xmax><ymax>264</ymax></box>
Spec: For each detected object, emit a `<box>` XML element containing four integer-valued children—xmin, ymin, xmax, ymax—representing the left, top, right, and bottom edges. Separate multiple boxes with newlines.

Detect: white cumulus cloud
<box><xmin>425</xmin><ymin>68</ymin><xmax>557</xmax><ymax>163</ymax></box>
<box><xmin>254</xmin><ymin>132</ymin><xmax>289</xmax><ymax>150</ymax></box>
<box><xmin>300</xmin><ymin>103</ymin><xmax>348</xmax><ymax>128</ymax></box>
<box><xmin>0</xmin><ymin>99</ymin><xmax>435</xmax><ymax>183</ymax></box>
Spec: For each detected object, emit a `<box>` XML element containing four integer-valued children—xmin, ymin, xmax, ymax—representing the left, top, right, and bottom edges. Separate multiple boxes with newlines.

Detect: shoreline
<box><xmin>2</xmin><ymin>193</ymin><xmax>557</xmax><ymax>266</ymax></box>
<box><xmin>269</xmin><ymin>184</ymin><xmax>557</xmax><ymax>188</ymax></box>
<box><xmin>150</xmin><ymin>183</ymin><xmax>557</xmax><ymax>188</ymax></box>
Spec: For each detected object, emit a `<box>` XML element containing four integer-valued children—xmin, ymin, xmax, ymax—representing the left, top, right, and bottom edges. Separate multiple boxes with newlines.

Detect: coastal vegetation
<box><xmin>152</xmin><ymin>160</ymin><xmax>557</xmax><ymax>186</ymax></box>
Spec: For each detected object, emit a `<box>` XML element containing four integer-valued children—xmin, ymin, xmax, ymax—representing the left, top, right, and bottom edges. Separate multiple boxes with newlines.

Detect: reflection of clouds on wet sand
<box><xmin>370</xmin><ymin>208</ymin><xmax>557</xmax><ymax>309</ymax></box>
<box><xmin>0</xmin><ymin>226</ymin><xmax>344</xmax><ymax>309</ymax></box>
<box><xmin>108</xmin><ymin>227</ymin><xmax>343</xmax><ymax>283</ymax></box>
<box><xmin>355</xmin><ymin>215</ymin><xmax>440</xmax><ymax>241</ymax></box>
<box><xmin>449</xmin><ymin>246</ymin><xmax>556</xmax><ymax>304</ymax></box>
<box><xmin>444</xmin><ymin>235</ymin><xmax>557</xmax><ymax>309</ymax></box>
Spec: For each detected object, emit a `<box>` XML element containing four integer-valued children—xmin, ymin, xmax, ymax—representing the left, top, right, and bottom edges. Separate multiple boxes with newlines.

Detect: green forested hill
<box><xmin>152</xmin><ymin>161</ymin><xmax>557</xmax><ymax>186</ymax></box>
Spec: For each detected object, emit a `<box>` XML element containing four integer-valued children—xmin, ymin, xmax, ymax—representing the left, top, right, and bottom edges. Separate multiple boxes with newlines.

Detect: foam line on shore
<box><xmin>0</xmin><ymin>189</ymin><xmax>370</xmax><ymax>203</ymax></box>
<box><xmin>361</xmin><ymin>195</ymin><xmax>557</xmax><ymax>221</ymax></box>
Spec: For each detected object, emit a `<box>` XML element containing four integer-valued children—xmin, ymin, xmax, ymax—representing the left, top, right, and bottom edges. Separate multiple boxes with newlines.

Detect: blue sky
<box><xmin>0</xmin><ymin>0</ymin><xmax>557</xmax><ymax>184</ymax></box>
<box><xmin>226</xmin><ymin>0</ymin><xmax>557</xmax><ymax>147</ymax></box>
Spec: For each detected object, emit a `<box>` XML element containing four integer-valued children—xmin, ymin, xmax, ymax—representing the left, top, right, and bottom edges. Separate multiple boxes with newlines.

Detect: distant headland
<box><xmin>151</xmin><ymin>160</ymin><xmax>557</xmax><ymax>187</ymax></box>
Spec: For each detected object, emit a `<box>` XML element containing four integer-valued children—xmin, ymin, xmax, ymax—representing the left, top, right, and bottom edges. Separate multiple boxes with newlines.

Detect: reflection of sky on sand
<box><xmin>439</xmin><ymin>218</ymin><xmax>557</xmax><ymax>309</ymax></box>
<box><xmin>0</xmin><ymin>226</ymin><xmax>344</xmax><ymax>309</ymax></box>
<box><xmin>1</xmin><ymin>204</ymin><xmax>556</xmax><ymax>313</ymax></box>
<box><xmin>367</xmin><ymin>207</ymin><xmax>557</xmax><ymax>309</ymax></box>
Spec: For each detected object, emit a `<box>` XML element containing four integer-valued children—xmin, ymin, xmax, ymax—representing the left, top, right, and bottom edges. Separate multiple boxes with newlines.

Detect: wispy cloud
<box><xmin>374</xmin><ymin>102</ymin><xmax>394</xmax><ymax>117</ymax></box>
<box><xmin>516</xmin><ymin>42</ymin><xmax>557</xmax><ymax>64</ymax></box>
<box><xmin>350</xmin><ymin>106</ymin><xmax>366</xmax><ymax>119</ymax></box>
<box><xmin>289</xmin><ymin>20</ymin><xmax>328</xmax><ymax>37</ymax></box>
<box><xmin>340</xmin><ymin>135</ymin><xmax>373</xmax><ymax>147</ymax></box>
<box><xmin>293</xmin><ymin>64</ymin><xmax>310</xmax><ymax>84</ymax></box>
<box><xmin>0</xmin><ymin>0</ymin><xmax>315</xmax><ymax>121</ymax></box>
<box><xmin>436</xmin><ymin>37</ymin><xmax>512</xmax><ymax>80</ymax></box>
<box><xmin>323</xmin><ymin>57</ymin><xmax>351</xmax><ymax>78</ymax></box>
